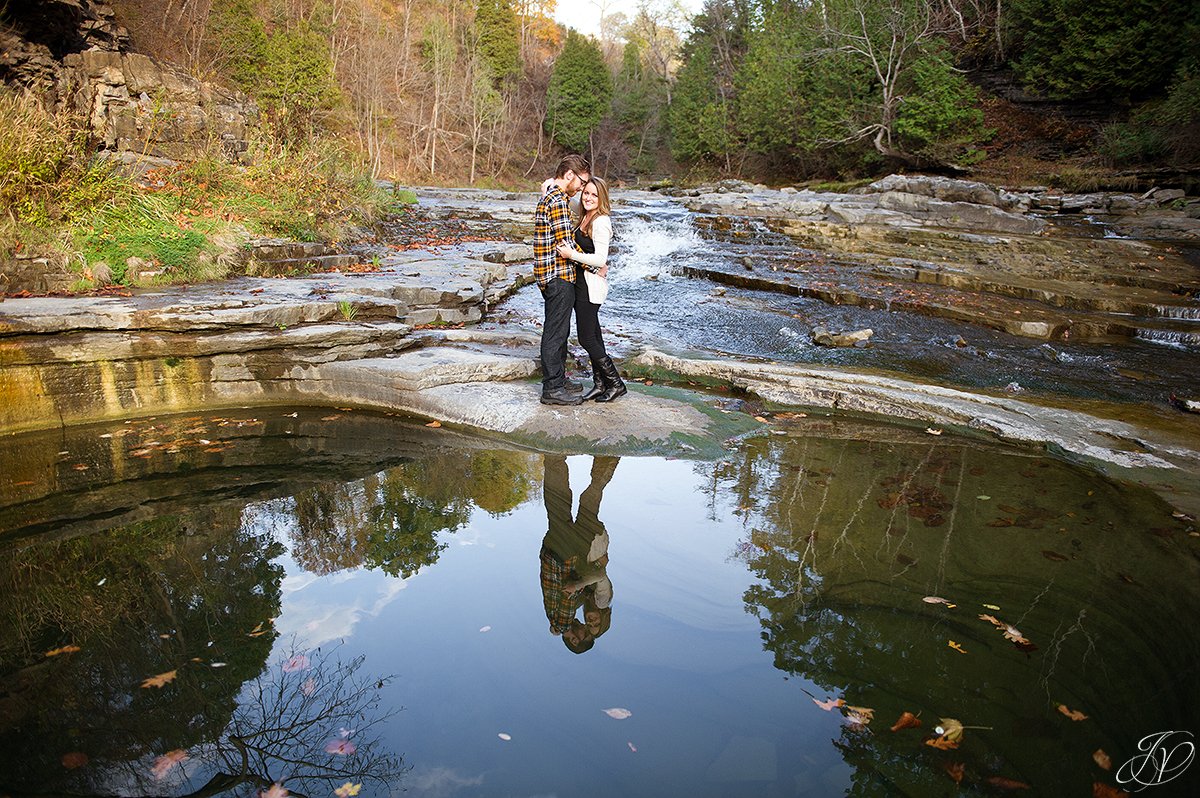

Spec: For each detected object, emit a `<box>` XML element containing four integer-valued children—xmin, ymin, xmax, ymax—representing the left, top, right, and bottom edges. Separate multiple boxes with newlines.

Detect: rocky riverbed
<box><xmin>1</xmin><ymin>176</ymin><xmax>1198</xmax><ymax>515</ymax></box>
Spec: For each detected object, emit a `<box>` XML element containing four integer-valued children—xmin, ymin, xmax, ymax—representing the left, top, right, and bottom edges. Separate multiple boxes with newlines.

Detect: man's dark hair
<box><xmin>564</xmin><ymin>635</ymin><xmax>595</xmax><ymax>655</ymax></box>
<box><xmin>555</xmin><ymin>154</ymin><xmax>590</xmax><ymax>179</ymax></box>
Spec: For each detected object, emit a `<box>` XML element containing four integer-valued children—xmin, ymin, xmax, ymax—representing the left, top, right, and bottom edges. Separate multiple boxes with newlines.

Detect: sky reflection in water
<box><xmin>0</xmin><ymin>410</ymin><xmax>1196</xmax><ymax>797</ymax></box>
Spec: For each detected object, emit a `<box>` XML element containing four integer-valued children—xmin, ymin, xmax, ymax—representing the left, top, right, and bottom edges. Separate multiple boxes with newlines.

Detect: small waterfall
<box><xmin>611</xmin><ymin>213</ymin><xmax>706</xmax><ymax>283</ymax></box>
<box><xmin>1135</xmin><ymin>328</ymin><xmax>1200</xmax><ymax>348</ymax></box>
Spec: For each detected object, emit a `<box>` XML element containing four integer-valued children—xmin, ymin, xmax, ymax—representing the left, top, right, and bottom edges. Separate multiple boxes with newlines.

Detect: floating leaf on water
<box><xmin>479</xmin><ymin>625</ymin><xmax>492</xmax><ymax>633</ymax></box>
<box><xmin>603</xmin><ymin>708</ymin><xmax>633</xmax><ymax>720</ymax></box>
<box><xmin>977</xmin><ymin>495</ymin><xmax>991</xmax><ymax>500</ymax></box>
<box><xmin>1092</xmin><ymin>782</ymin><xmax>1130</xmax><ymax>797</ymax></box>
<box><xmin>96</xmin><ymin>578</ymin><xmax>107</xmax><ymax>586</ymax></box>
<box><xmin>948</xmin><ymin>640</ymin><xmax>968</xmax><ymax>654</ymax></box>
<box><xmin>889</xmin><ymin>711</ymin><xmax>922</xmax><ymax>732</ymax></box>
<box><xmin>45</xmin><ymin>644</ymin><xmax>81</xmax><ymax>657</ymax></box>
<box><xmin>1042</xmin><ymin>550</ymin><xmax>1069</xmax><ymax>562</ymax></box>
<box><xmin>925</xmin><ymin>735</ymin><xmax>959</xmax><ymax>750</ymax></box>
<box><xmin>1057</xmin><ymin>704</ymin><xmax>1088</xmax><ymax>721</ymax></box>
<box><xmin>322</xmin><ymin>415</ymin><xmax>343</xmax><ymax>422</ymax></box>
<box><xmin>925</xmin><ymin>428</ymin><xmax>943</xmax><ymax>435</ymax></box>
<box><xmin>260</xmin><ymin>783</ymin><xmax>289</xmax><ymax>798</ymax></box>
<box><xmin>1172</xmin><ymin>510</ymin><xmax>1195</xmax><ymax>522</ymax></box>
<box><xmin>281</xmin><ymin>653</ymin><xmax>310</xmax><ymax>673</ymax></box>
<box><xmin>141</xmin><ymin>670</ymin><xmax>177</xmax><ymax>689</ymax></box>
<box><xmin>150</xmin><ymin>749</ymin><xmax>188</xmax><ymax>780</ymax></box>
<box><xmin>324</xmin><ymin>738</ymin><xmax>357</xmax><ymax>755</ymax></box>
<box><xmin>1093</xmin><ymin>749</ymin><xmax>1112</xmax><ymax>771</ymax></box>
<box><xmin>61</xmin><ymin>752</ymin><xmax>89</xmax><ymax>769</ymax></box>
<box><xmin>983</xmin><ymin>604</ymin><xmax>1000</xmax><ymax>611</ymax></box>
<box><xmin>988</xmin><ymin>518</ymin><xmax>1014</xmax><ymax>527</ymax></box>
<box><xmin>628</xmin><ymin>741</ymin><xmax>638</xmax><ymax>752</ymax></box>
<box><xmin>210</xmin><ymin>662</ymin><xmax>227</xmax><ymax>668</ymax></box>
<box><xmin>426</xmin><ymin>421</ymin><xmax>442</xmax><ymax>428</ymax></box>
<box><xmin>986</xmin><ymin>776</ymin><xmax>1030</xmax><ymax>790</ymax></box>
<box><xmin>843</xmin><ymin>706</ymin><xmax>874</xmax><ymax>726</ymax></box>
<box><xmin>335</xmin><ymin>782</ymin><xmax>362</xmax><ymax>797</ymax></box>
<box><xmin>935</xmin><ymin>718</ymin><xmax>964</xmax><ymax>742</ymax></box>
<box><xmin>813</xmin><ymin>697</ymin><xmax>844</xmax><ymax>711</ymax></box>
<box><xmin>247</xmin><ymin>621</ymin><xmax>272</xmax><ymax>637</ymax></box>
<box><xmin>923</xmin><ymin>596</ymin><xmax>955</xmax><ymax>607</ymax></box>
<box><xmin>497</xmin><ymin>733</ymin><xmax>512</xmax><ymax>741</ymax></box>
<box><xmin>940</xmin><ymin>761</ymin><xmax>965</xmax><ymax>784</ymax></box>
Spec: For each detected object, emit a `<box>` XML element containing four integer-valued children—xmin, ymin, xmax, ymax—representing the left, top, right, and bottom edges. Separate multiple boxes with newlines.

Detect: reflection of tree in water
<box><xmin>170</xmin><ymin>643</ymin><xmax>404</xmax><ymax>798</ymax></box>
<box><xmin>0</xmin><ymin>508</ymin><xmax>283</xmax><ymax>793</ymax></box>
<box><xmin>701</xmin><ymin>429</ymin><xmax>1200</xmax><ymax>794</ymax></box>
<box><xmin>290</xmin><ymin>451</ymin><xmax>538</xmax><ymax>577</ymax></box>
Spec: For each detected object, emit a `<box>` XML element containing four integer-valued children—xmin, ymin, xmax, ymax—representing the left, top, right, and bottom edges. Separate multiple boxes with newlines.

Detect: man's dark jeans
<box><xmin>540</xmin><ymin>277</ymin><xmax>575</xmax><ymax>391</ymax></box>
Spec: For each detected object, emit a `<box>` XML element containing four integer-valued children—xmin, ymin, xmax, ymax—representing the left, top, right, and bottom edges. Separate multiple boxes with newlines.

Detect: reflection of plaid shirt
<box><xmin>540</xmin><ymin>545</ymin><xmax>580</xmax><ymax>634</ymax></box>
<box><xmin>533</xmin><ymin>186</ymin><xmax>577</xmax><ymax>288</ymax></box>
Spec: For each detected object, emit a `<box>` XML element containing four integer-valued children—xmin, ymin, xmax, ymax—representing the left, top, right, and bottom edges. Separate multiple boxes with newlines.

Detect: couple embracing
<box><xmin>533</xmin><ymin>154</ymin><xmax>626</xmax><ymax>406</ymax></box>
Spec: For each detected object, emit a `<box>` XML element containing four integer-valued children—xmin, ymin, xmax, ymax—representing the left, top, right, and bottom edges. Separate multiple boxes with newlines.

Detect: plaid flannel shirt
<box><xmin>540</xmin><ymin>545</ymin><xmax>581</xmax><ymax>634</ymax></box>
<box><xmin>533</xmin><ymin>186</ymin><xmax>577</xmax><ymax>288</ymax></box>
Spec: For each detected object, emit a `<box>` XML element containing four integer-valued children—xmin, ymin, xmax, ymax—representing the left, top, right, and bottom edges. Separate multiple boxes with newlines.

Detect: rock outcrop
<box><xmin>1</xmin><ymin>0</ymin><xmax>257</xmax><ymax>161</ymax></box>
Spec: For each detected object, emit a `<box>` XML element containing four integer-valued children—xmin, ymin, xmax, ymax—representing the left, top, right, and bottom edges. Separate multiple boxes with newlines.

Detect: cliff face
<box><xmin>1</xmin><ymin>0</ymin><xmax>256</xmax><ymax>162</ymax></box>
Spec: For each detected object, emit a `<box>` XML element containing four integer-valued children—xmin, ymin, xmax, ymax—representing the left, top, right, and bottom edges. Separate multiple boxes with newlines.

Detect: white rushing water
<box><xmin>609</xmin><ymin>212</ymin><xmax>707</xmax><ymax>283</ymax></box>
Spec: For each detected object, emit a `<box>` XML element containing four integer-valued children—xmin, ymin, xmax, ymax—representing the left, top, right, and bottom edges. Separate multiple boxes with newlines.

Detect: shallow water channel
<box><xmin>1</xmin><ymin>408</ymin><xmax>1196</xmax><ymax>796</ymax></box>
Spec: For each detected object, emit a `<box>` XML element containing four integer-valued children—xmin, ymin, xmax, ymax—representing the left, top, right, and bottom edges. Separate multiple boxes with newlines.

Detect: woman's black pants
<box><xmin>574</xmin><ymin>267</ymin><xmax>607</xmax><ymax>360</ymax></box>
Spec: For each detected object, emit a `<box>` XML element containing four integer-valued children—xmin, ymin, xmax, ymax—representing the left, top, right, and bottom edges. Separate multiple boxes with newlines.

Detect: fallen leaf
<box><xmin>1093</xmin><ymin>749</ymin><xmax>1112</xmax><ymax>770</ymax></box>
<box><xmin>45</xmin><ymin>644</ymin><xmax>81</xmax><ymax>657</ymax></box>
<box><xmin>61</xmin><ymin>751</ymin><xmax>89</xmax><ymax>769</ymax></box>
<box><xmin>983</xmin><ymin>603</ymin><xmax>1001</xmax><ymax>611</ymax></box>
<box><xmin>987</xmin><ymin>776</ymin><xmax>1030</xmax><ymax>790</ymax></box>
<box><xmin>497</xmin><ymin>733</ymin><xmax>512</xmax><ymax>741</ymax></box>
<box><xmin>281</xmin><ymin>653</ymin><xmax>310</xmax><ymax>672</ymax></box>
<box><xmin>335</xmin><ymin>782</ymin><xmax>362</xmax><ymax>798</ymax></box>
<box><xmin>926</xmin><ymin>428</ymin><xmax>943</xmax><ymax>435</ymax></box>
<box><xmin>141</xmin><ymin>670</ymin><xmax>177</xmax><ymax>689</ymax></box>
<box><xmin>925</xmin><ymin>735</ymin><xmax>960</xmax><ymax>750</ymax></box>
<box><xmin>324</xmin><ymin>738</ymin><xmax>357</xmax><ymax>755</ymax></box>
<box><xmin>935</xmin><ymin>718</ymin><xmax>964</xmax><ymax>742</ymax></box>
<box><xmin>426</xmin><ymin>420</ymin><xmax>442</xmax><ymax>428</ymax></box>
<box><xmin>644</xmin><ymin>380</ymin><xmax>653</xmax><ymax>386</ymax></box>
<box><xmin>890</xmin><ymin>711</ymin><xmax>923</xmax><ymax>732</ymax></box>
<box><xmin>941</xmin><ymin>761</ymin><xmax>965</xmax><ymax>784</ymax></box>
<box><xmin>150</xmin><ymin>749</ymin><xmax>188</xmax><ymax>779</ymax></box>
<box><xmin>948</xmin><ymin>640</ymin><xmax>968</xmax><ymax>654</ymax></box>
<box><xmin>923</xmin><ymin>596</ymin><xmax>955</xmax><ymax>607</ymax></box>
<box><xmin>754</xmin><ymin>415</ymin><xmax>770</xmax><ymax>423</ymax></box>
<box><xmin>843</xmin><ymin>705</ymin><xmax>874</xmax><ymax>726</ymax></box>
<box><xmin>813</xmin><ymin>697</ymin><xmax>844</xmax><ymax>711</ymax></box>
<box><xmin>260</xmin><ymin>783</ymin><xmax>289</xmax><ymax>798</ymax></box>
<box><xmin>1057</xmin><ymin>704</ymin><xmax>1088</xmax><ymax>721</ymax></box>
<box><xmin>1092</xmin><ymin>783</ymin><xmax>1129</xmax><ymax>797</ymax></box>
<box><xmin>603</xmin><ymin>707</ymin><xmax>633</xmax><ymax>720</ymax></box>
<box><xmin>627</xmin><ymin>741</ymin><xmax>638</xmax><ymax>752</ymax></box>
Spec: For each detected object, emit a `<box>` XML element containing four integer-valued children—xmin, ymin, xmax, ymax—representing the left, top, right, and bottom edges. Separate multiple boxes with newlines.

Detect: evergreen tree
<box><xmin>545</xmin><ymin>31</ymin><xmax>612</xmax><ymax>152</ymax></box>
<box><xmin>1007</xmin><ymin>0</ymin><xmax>1189</xmax><ymax>101</ymax></box>
<box><xmin>475</xmin><ymin>0</ymin><xmax>521</xmax><ymax>83</ymax></box>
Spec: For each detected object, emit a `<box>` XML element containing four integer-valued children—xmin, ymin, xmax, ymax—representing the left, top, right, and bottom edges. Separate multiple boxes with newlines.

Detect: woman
<box><xmin>556</xmin><ymin>176</ymin><xmax>626</xmax><ymax>402</ymax></box>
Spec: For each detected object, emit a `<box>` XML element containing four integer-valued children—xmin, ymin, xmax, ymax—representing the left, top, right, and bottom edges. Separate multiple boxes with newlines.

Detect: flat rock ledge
<box><xmin>625</xmin><ymin>350</ymin><xmax>1200</xmax><ymax>510</ymax></box>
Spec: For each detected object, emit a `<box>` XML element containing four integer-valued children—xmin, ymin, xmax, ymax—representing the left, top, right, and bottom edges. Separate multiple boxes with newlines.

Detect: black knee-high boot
<box><xmin>595</xmin><ymin>356</ymin><xmax>627</xmax><ymax>402</ymax></box>
<box><xmin>582</xmin><ymin>357</ymin><xmax>608</xmax><ymax>401</ymax></box>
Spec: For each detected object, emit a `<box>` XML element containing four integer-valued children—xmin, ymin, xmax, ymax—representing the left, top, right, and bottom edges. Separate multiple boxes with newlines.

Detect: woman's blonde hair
<box><xmin>580</xmin><ymin>176</ymin><xmax>611</xmax><ymax>236</ymax></box>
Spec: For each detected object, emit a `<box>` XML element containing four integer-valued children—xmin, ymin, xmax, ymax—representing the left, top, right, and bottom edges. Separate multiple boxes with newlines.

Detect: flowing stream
<box><xmin>481</xmin><ymin>193</ymin><xmax>1200</xmax><ymax>407</ymax></box>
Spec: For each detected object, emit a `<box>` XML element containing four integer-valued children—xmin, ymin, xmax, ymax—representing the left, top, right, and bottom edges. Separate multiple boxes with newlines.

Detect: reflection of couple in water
<box><xmin>539</xmin><ymin>454</ymin><xmax>618</xmax><ymax>654</ymax></box>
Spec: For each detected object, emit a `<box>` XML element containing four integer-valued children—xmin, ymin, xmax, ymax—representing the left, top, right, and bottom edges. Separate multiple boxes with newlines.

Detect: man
<box><xmin>533</xmin><ymin>154</ymin><xmax>589</xmax><ymax>405</ymax></box>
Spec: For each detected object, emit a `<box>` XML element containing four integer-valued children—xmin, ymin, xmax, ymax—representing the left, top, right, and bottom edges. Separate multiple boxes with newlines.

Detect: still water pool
<box><xmin>0</xmin><ymin>408</ymin><xmax>1196</xmax><ymax>797</ymax></box>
